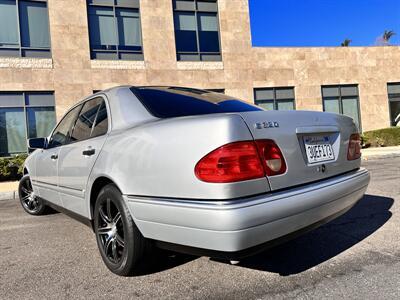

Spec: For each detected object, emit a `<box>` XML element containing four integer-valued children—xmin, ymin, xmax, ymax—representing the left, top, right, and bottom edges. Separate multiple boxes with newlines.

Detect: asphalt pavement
<box><xmin>0</xmin><ymin>157</ymin><xmax>399</xmax><ymax>299</ymax></box>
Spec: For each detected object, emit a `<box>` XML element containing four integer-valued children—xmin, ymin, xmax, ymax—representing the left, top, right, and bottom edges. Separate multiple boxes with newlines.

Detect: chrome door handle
<box><xmin>82</xmin><ymin>148</ymin><xmax>95</xmax><ymax>156</ymax></box>
<box><xmin>50</xmin><ymin>153</ymin><xmax>58</xmax><ymax>160</ymax></box>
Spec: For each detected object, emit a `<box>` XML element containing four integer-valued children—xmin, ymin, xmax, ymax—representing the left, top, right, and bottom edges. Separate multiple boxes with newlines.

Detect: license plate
<box><xmin>303</xmin><ymin>135</ymin><xmax>335</xmax><ymax>164</ymax></box>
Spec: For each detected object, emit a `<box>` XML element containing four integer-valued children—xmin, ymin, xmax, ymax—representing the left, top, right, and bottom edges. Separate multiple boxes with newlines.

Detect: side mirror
<box><xmin>28</xmin><ymin>138</ymin><xmax>47</xmax><ymax>150</ymax></box>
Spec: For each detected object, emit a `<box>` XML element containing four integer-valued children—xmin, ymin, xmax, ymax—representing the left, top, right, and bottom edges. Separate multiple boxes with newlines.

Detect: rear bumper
<box><xmin>124</xmin><ymin>168</ymin><xmax>370</xmax><ymax>252</ymax></box>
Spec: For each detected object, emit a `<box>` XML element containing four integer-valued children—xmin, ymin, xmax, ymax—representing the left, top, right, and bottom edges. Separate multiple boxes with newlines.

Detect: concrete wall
<box><xmin>0</xmin><ymin>0</ymin><xmax>398</xmax><ymax>131</ymax></box>
<box><xmin>252</xmin><ymin>47</ymin><xmax>400</xmax><ymax>131</ymax></box>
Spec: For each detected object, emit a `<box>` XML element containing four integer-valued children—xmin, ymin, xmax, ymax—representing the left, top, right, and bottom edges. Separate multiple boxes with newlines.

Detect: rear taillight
<box><xmin>255</xmin><ymin>140</ymin><xmax>287</xmax><ymax>176</ymax></box>
<box><xmin>347</xmin><ymin>133</ymin><xmax>361</xmax><ymax>160</ymax></box>
<box><xmin>195</xmin><ymin>140</ymin><xmax>286</xmax><ymax>183</ymax></box>
<box><xmin>195</xmin><ymin>141</ymin><xmax>264</xmax><ymax>183</ymax></box>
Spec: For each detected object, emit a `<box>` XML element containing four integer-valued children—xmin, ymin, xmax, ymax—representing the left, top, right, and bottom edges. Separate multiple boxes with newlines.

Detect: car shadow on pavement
<box><xmin>236</xmin><ymin>194</ymin><xmax>393</xmax><ymax>276</ymax></box>
<box><xmin>138</xmin><ymin>250</ymin><xmax>198</xmax><ymax>276</ymax></box>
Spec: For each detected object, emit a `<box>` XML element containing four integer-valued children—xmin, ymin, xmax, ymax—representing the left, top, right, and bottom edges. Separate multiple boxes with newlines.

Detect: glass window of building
<box><xmin>87</xmin><ymin>0</ymin><xmax>143</xmax><ymax>60</ymax></box>
<box><xmin>173</xmin><ymin>0</ymin><xmax>221</xmax><ymax>61</ymax></box>
<box><xmin>387</xmin><ymin>83</ymin><xmax>400</xmax><ymax>127</ymax></box>
<box><xmin>322</xmin><ymin>85</ymin><xmax>361</xmax><ymax>130</ymax></box>
<box><xmin>0</xmin><ymin>92</ymin><xmax>56</xmax><ymax>156</ymax></box>
<box><xmin>0</xmin><ymin>0</ymin><xmax>51</xmax><ymax>58</ymax></box>
<box><xmin>254</xmin><ymin>87</ymin><xmax>296</xmax><ymax>111</ymax></box>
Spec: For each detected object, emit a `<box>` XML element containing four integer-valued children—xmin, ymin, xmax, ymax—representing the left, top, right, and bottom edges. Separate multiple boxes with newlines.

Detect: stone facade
<box><xmin>0</xmin><ymin>0</ymin><xmax>398</xmax><ymax>131</ymax></box>
<box><xmin>252</xmin><ymin>47</ymin><xmax>400</xmax><ymax>131</ymax></box>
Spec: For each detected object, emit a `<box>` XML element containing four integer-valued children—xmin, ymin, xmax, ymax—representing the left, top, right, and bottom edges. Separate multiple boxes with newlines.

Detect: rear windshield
<box><xmin>130</xmin><ymin>87</ymin><xmax>262</xmax><ymax>118</ymax></box>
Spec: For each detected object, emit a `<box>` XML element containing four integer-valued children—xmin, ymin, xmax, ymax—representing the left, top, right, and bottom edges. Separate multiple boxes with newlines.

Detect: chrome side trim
<box><xmin>32</xmin><ymin>179</ymin><xmax>57</xmax><ymax>187</ymax></box>
<box><xmin>58</xmin><ymin>185</ymin><xmax>85</xmax><ymax>198</ymax></box>
<box><xmin>58</xmin><ymin>185</ymin><xmax>83</xmax><ymax>192</ymax></box>
<box><xmin>32</xmin><ymin>180</ymin><xmax>59</xmax><ymax>192</ymax></box>
<box><xmin>32</xmin><ymin>180</ymin><xmax>84</xmax><ymax>197</ymax></box>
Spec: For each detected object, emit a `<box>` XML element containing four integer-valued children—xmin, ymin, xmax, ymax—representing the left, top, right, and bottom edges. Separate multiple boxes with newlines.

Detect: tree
<box><xmin>376</xmin><ymin>30</ymin><xmax>396</xmax><ymax>46</ymax></box>
<box><xmin>341</xmin><ymin>39</ymin><xmax>352</xmax><ymax>47</ymax></box>
<box><xmin>383</xmin><ymin>30</ymin><xmax>396</xmax><ymax>43</ymax></box>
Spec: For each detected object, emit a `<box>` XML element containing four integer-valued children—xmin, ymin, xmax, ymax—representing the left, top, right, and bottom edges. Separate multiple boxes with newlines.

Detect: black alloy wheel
<box><xmin>96</xmin><ymin>197</ymin><xmax>125</xmax><ymax>264</ymax></box>
<box><xmin>18</xmin><ymin>174</ymin><xmax>47</xmax><ymax>215</ymax></box>
<box><xmin>94</xmin><ymin>184</ymin><xmax>149</xmax><ymax>276</ymax></box>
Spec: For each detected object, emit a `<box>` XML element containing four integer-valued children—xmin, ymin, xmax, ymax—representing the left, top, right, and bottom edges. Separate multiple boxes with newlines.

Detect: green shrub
<box><xmin>363</xmin><ymin>127</ymin><xmax>400</xmax><ymax>148</ymax></box>
<box><xmin>0</xmin><ymin>154</ymin><xmax>28</xmax><ymax>182</ymax></box>
<box><xmin>360</xmin><ymin>134</ymin><xmax>370</xmax><ymax>148</ymax></box>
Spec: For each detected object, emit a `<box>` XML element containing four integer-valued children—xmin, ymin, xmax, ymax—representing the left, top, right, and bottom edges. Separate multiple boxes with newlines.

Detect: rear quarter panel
<box><xmin>89</xmin><ymin>114</ymin><xmax>270</xmax><ymax>200</ymax></box>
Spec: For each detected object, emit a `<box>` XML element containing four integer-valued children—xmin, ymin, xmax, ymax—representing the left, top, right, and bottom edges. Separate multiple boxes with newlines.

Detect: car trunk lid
<box><xmin>237</xmin><ymin>110</ymin><xmax>361</xmax><ymax>191</ymax></box>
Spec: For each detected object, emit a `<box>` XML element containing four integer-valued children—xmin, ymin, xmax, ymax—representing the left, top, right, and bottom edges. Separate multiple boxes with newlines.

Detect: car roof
<box><xmin>84</xmin><ymin>86</ymin><xmax>248</xmax><ymax>130</ymax></box>
<box><xmin>95</xmin><ymin>85</ymin><xmax>227</xmax><ymax>100</ymax></box>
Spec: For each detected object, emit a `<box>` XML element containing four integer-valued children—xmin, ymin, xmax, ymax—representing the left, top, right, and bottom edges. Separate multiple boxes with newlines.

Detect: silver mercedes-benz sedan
<box><xmin>19</xmin><ymin>86</ymin><xmax>370</xmax><ymax>276</ymax></box>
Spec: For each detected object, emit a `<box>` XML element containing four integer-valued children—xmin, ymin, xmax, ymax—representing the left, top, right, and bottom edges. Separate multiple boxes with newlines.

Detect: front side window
<box><xmin>48</xmin><ymin>104</ymin><xmax>82</xmax><ymax>149</ymax></box>
<box><xmin>87</xmin><ymin>0</ymin><xmax>143</xmax><ymax>60</ymax></box>
<box><xmin>0</xmin><ymin>0</ymin><xmax>50</xmax><ymax>58</ymax></box>
<box><xmin>322</xmin><ymin>85</ymin><xmax>361</xmax><ymax>130</ymax></box>
<box><xmin>173</xmin><ymin>0</ymin><xmax>221</xmax><ymax>61</ymax></box>
<box><xmin>254</xmin><ymin>87</ymin><xmax>296</xmax><ymax>111</ymax></box>
<box><xmin>388</xmin><ymin>83</ymin><xmax>400</xmax><ymax>127</ymax></box>
<box><xmin>0</xmin><ymin>92</ymin><xmax>56</xmax><ymax>156</ymax></box>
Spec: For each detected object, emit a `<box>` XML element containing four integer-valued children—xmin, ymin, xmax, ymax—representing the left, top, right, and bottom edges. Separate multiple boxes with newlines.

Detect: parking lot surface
<box><xmin>1</xmin><ymin>157</ymin><xmax>399</xmax><ymax>300</ymax></box>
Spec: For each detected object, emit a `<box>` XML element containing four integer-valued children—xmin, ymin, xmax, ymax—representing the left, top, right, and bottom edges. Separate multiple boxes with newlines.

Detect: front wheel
<box><xmin>94</xmin><ymin>184</ymin><xmax>150</xmax><ymax>276</ymax></box>
<box><xmin>18</xmin><ymin>174</ymin><xmax>47</xmax><ymax>215</ymax></box>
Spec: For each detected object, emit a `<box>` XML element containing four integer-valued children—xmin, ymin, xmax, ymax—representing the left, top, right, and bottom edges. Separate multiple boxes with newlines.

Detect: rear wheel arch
<box><xmin>89</xmin><ymin>176</ymin><xmax>122</xmax><ymax>219</ymax></box>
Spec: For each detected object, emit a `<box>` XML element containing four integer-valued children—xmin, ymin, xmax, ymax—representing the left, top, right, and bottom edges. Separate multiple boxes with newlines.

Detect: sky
<box><xmin>249</xmin><ymin>0</ymin><xmax>400</xmax><ymax>47</ymax></box>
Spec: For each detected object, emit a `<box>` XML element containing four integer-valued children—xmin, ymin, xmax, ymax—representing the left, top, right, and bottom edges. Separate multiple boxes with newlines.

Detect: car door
<box><xmin>57</xmin><ymin>97</ymin><xmax>109</xmax><ymax>217</ymax></box>
<box><xmin>33</xmin><ymin>104</ymin><xmax>82</xmax><ymax>206</ymax></box>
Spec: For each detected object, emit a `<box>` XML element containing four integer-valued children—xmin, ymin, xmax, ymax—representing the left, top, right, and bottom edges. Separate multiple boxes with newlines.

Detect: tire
<box><xmin>94</xmin><ymin>184</ymin><xmax>150</xmax><ymax>276</ymax></box>
<box><xmin>18</xmin><ymin>174</ymin><xmax>47</xmax><ymax>215</ymax></box>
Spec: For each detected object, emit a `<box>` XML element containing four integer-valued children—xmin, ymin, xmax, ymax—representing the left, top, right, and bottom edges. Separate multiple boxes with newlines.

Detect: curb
<box><xmin>362</xmin><ymin>153</ymin><xmax>400</xmax><ymax>160</ymax></box>
<box><xmin>0</xmin><ymin>191</ymin><xmax>16</xmax><ymax>201</ymax></box>
<box><xmin>361</xmin><ymin>146</ymin><xmax>400</xmax><ymax>159</ymax></box>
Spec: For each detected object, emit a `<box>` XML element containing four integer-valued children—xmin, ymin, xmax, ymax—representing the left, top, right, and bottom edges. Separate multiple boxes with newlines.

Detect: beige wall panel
<box><xmin>0</xmin><ymin>1</ymin><xmax>398</xmax><ymax>130</ymax></box>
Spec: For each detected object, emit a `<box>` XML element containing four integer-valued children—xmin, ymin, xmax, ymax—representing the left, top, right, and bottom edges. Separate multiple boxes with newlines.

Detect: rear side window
<box><xmin>70</xmin><ymin>98</ymin><xmax>104</xmax><ymax>142</ymax></box>
<box><xmin>91</xmin><ymin>101</ymin><xmax>108</xmax><ymax>138</ymax></box>
<box><xmin>131</xmin><ymin>87</ymin><xmax>261</xmax><ymax>118</ymax></box>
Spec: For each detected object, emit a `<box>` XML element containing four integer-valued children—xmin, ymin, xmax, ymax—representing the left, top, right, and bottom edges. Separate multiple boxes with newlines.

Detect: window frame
<box><xmin>321</xmin><ymin>84</ymin><xmax>362</xmax><ymax>131</ymax></box>
<box><xmin>86</xmin><ymin>0</ymin><xmax>144</xmax><ymax>61</ymax></box>
<box><xmin>48</xmin><ymin>95</ymin><xmax>110</xmax><ymax>149</ymax></box>
<box><xmin>172</xmin><ymin>0</ymin><xmax>222</xmax><ymax>61</ymax></box>
<box><xmin>0</xmin><ymin>91</ymin><xmax>55</xmax><ymax>156</ymax></box>
<box><xmin>253</xmin><ymin>87</ymin><xmax>296</xmax><ymax>111</ymax></box>
<box><xmin>387</xmin><ymin>82</ymin><xmax>400</xmax><ymax>127</ymax></box>
<box><xmin>0</xmin><ymin>0</ymin><xmax>51</xmax><ymax>58</ymax></box>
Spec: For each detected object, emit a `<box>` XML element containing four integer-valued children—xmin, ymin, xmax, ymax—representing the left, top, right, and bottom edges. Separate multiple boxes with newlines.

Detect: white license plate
<box><xmin>303</xmin><ymin>135</ymin><xmax>335</xmax><ymax>164</ymax></box>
